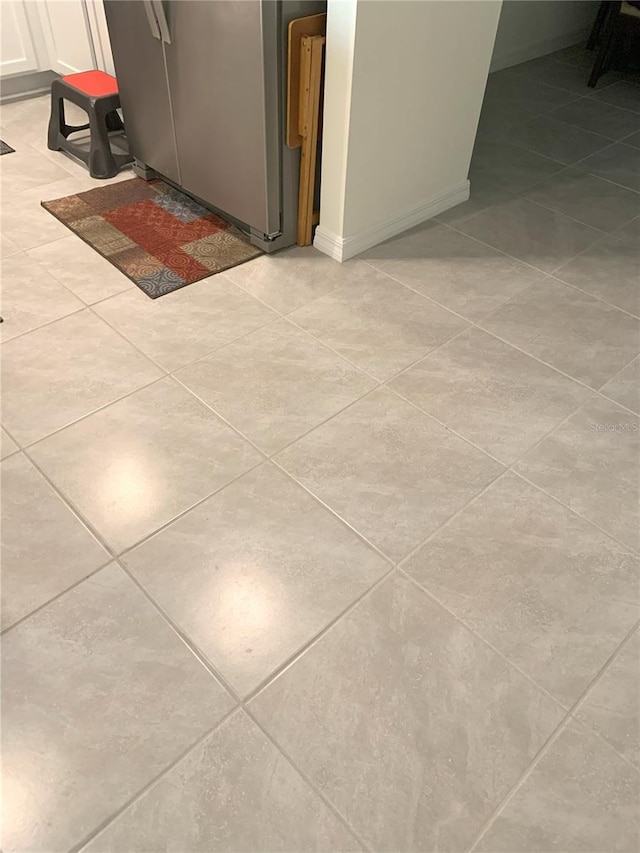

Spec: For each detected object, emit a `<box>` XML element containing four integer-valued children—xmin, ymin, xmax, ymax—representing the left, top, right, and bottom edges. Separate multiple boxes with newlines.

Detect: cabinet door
<box><xmin>1</xmin><ymin>2</ymin><xmax>39</xmax><ymax>77</ymax></box>
<box><xmin>39</xmin><ymin>0</ymin><xmax>95</xmax><ymax>75</ymax></box>
<box><xmin>164</xmin><ymin>0</ymin><xmax>281</xmax><ymax>236</ymax></box>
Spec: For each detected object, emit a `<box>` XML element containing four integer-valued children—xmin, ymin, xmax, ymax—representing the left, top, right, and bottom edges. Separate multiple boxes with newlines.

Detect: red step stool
<box><xmin>47</xmin><ymin>70</ymin><xmax>133</xmax><ymax>179</ymax></box>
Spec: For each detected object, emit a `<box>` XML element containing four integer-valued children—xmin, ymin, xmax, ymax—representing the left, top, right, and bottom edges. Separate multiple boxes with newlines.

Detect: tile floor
<box><xmin>1</xmin><ymin>46</ymin><xmax>639</xmax><ymax>853</ymax></box>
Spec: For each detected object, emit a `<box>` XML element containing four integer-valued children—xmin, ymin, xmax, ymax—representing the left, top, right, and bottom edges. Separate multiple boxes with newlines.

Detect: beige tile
<box><xmin>275</xmin><ymin>389</ymin><xmax>503</xmax><ymax>561</ymax></box>
<box><xmin>549</xmin><ymin>96</ymin><xmax>640</xmax><ymax>139</ymax></box>
<box><xmin>27</xmin><ymin>234</ymin><xmax>134</xmax><ymax>304</ymax></box>
<box><xmin>93</xmin><ymin>275</ymin><xmax>277</xmax><ymax>372</ymax></box>
<box><xmin>1</xmin><ymin>427</ymin><xmax>19</xmax><ymax>460</ymax></box>
<box><xmin>0</xmin><ymin>232</ymin><xmax>20</xmax><ymax>258</ymax></box>
<box><xmin>515</xmin><ymin>397</ymin><xmax>640</xmax><ymax>551</ymax></box>
<box><xmin>1</xmin><ymin>177</ymin><xmax>92</xmax><ymax>251</ymax></box>
<box><xmin>364</xmin><ymin>224</ymin><xmax>545</xmax><ymax>322</ymax></box>
<box><xmin>0</xmin><ymin>252</ymin><xmax>84</xmax><ymax>341</ymax></box>
<box><xmin>481</xmin><ymin>278</ymin><xmax>640</xmax><ymax>389</ymax></box>
<box><xmin>1</xmin><ymin>563</ymin><xmax>233</xmax><ymax>853</ymax></box>
<box><xmin>83</xmin><ymin>711</ymin><xmax>361</xmax><ymax>852</ymax></box>
<box><xmin>1</xmin><ymin>453</ymin><xmax>108</xmax><ymax>630</ymax></box>
<box><xmin>30</xmin><ymin>378</ymin><xmax>262</xmax><ymax>552</ymax></box>
<box><xmin>176</xmin><ymin>320</ymin><xmax>375</xmax><ymax>453</ymax></box>
<box><xmin>289</xmin><ymin>272</ymin><xmax>468</xmax><ymax>381</ymax></box>
<box><xmin>469</xmin><ymin>139</ymin><xmax>565</xmax><ymax>197</ymax></box>
<box><xmin>476</xmin><ymin>721</ymin><xmax>640</xmax><ymax>853</ymax></box>
<box><xmin>1</xmin><ymin>310</ymin><xmax>163</xmax><ymax>446</ymax></box>
<box><xmin>0</xmin><ymin>140</ymin><xmax>71</xmax><ymax>195</ymax></box>
<box><xmin>601</xmin><ymin>357</ymin><xmax>640</xmax><ymax>414</ymax></box>
<box><xmin>525</xmin><ymin>169</ymin><xmax>640</xmax><ymax>233</ymax></box>
<box><xmin>459</xmin><ymin>197</ymin><xmax>603</xmax><ymax>273</ymax></box>
<box><xmin>250</xmin><ymin>573</ymin><xmax>563</xmax><ymax>853</ymax></box>
<box><xmin>555</xmin><ymin>218</ymin><xmax>640</xmax><ymax>317</ymax></box>
<box><xmin>224</xmin><ymin>245</ymin><xmax>373</xmax><ymax>314</ymax></box>
<box><xmin>390</xmin><ymin>329</ymin><xmax>589</xmax><ymax>463</ymax></box>
<box><xmin>404</xmin><ymin>473</ymin><xmax>639</xmax><ymax>705</ymax></box>
<box><xmin>124</xmin><ymin>464</ymin><xmax>389</xmax><ymax>696</ymax></box>
<box><xmin>576</xmin><ymin>630</ymin><xmax>640</xmax><ymax>770</ymax></box>
<box><xmin>579</xmin><ymin>141</ymin><xmax>640</xmax><ymax>192</ymax></box>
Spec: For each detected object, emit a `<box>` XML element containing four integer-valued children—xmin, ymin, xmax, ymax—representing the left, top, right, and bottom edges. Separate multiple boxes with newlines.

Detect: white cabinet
<box><xmin>0</xmin><ymin>2</ymin><xmax>41</xmax><ymax>76</ymax></box>
<box><xmin>39</xmin><ymin>0</ymin><xmax>95</xmax><ymax>76</ymax></box>
<box><xmin>1</xmin><ymin>0</ymin><xmax>114</xmax><ymax>80</ymax></box>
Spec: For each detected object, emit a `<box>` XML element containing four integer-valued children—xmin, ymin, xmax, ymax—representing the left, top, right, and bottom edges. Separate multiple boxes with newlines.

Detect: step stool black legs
<box><xmin>47</xmin><ymin>77</ymin><xmax>132</xmax><ymax>179</ymax></box>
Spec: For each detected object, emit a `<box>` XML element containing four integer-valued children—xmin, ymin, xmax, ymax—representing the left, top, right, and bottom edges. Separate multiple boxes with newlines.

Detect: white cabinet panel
<box><xmin>1</xmin><ymin>2</ymin><xmax>39</xmax><ymax>76</ymax></box>
<box><xmin>39</xmin><ymin>0</ymin><xmax>95</xmax><ymax>75</ymax></box>
<box><xmin>85</xmin><ymin>0</ymin><xmax>114</xmax><ymax>75</ymax></box>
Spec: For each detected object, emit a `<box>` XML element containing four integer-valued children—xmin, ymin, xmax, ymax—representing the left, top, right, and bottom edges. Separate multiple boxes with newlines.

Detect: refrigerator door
<box><xmin>103</xmin><ymin>0</ymin><xmax>180</xmax><ymax>183</ymax></box>
<box><xmin>164</xmin><ymin>0</ymin><xmax>281</xmax><ymax>236</ymax></box>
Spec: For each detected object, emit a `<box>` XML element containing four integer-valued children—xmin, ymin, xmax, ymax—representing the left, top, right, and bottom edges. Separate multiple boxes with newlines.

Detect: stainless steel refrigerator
<box><xmin>103</xmin><ymin>0</ymin><xmax>324</xmax><ymax>252</ymax></box>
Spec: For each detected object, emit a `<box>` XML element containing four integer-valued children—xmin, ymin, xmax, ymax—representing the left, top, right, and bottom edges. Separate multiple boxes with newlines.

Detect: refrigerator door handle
<box><xmin>151</xmin><ymin>0</ymin><xmax>171</xmax><ymax>44</ymax></box>
<box><xmin>142</xmin><ymin>0</ymin><xmax>161</xmax><ymax>39</ymax></box>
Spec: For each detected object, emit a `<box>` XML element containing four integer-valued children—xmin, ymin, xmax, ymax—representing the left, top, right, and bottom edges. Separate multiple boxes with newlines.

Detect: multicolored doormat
<box><xmin>41</xmin><ymin>178</ymin><xmax>263</xmax><ymax>298</ymax></box>
<box><xmin>0</xmin><ymin>140</ymin><xmax>15</xmax><ymax>155</ymax></box>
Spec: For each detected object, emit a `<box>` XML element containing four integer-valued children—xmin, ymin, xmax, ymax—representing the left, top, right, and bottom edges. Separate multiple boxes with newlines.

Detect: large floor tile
<box><xmin>124</xmin><ymin>464</ymin><xmax>388</xmax><ymax>696</ymax></box>
<box><xmin>175</xmin><ymin>320</ymin><xmax>375</xmax><ymax>453</ymax></box>
<box><xmin>624</xmin><ymin>128</ymin><xmax>640</xmax><ymax>148</ymax></box>
<box><xmin>0</xmin><ymin>140</ymin><xmax>71</xmax><ymax>195</ymax></box>
<box><xmin>548</xmin><ymin>96</ymin><xmax>640</xmax><ymax>139</ymax></box>
<box><xmin>483</xmin><ymin>71</ymin><xmax>578</xmax><ymax>118</ymax></box>
<box><xmin>507</xmin><ymin>116</ymin><xmax>612</xmax><ymax>164</ymax></box>
<box><xmin>509</xmin><ymin>54</ymin><xmax>623</xmax><ymax>95</ymax></box>
<box><xmin>390</xmin><ymin>329</ymin><xmax>589</xmax><ymax>464</ymax></box>
<box><xmin>469</xmin><ymin>140</ymin><xmax>565</xmax><ymax>197</ymax></box>
<box><xmin>579</xmin><ymin>142</ymin><xmax>640</xmax><ymax>191</ymax></box>
<box><xmin>27</xmin><ymin>234</ymin><xmax>134</xmax><ymax>304</ymax></box>
<box><xmin>289</xmin><ymin>272</ymin><xmax>467</xmax><ymax>381</ymax></box>
<box><xmin>459</xmin><ymin>197</ymin><xmax>603</xmax><ymax>273</ymax></box>
<box><xmin>1</xmin><ymin>177</ymin><xmax>86</xmax><ymax>251</ymax></box>
<box><xmin>576</xmin><ymin>630</ymin><xmax>640</xmax><ymax>770</ymax></box>
<box><xmin>404</xmin><ymin>473</ymin><xmax>639</xmax><ymax>706</ymax></box>
<box><xmin>94</xmin><ymin>275</ymin><xmax>277</xmax><ymax>372</ymax></box>
<box><xmin>0</xmin><ymin>252</ymin><xmax>84</xmax><ymax>341</ymax></box>
<box><xmin>83</xmin><ymin>711</ymin><xmax>361</xmax><ymax>853</ymax></box>
<box><xmin>524</xmin><ymin>168</ymin><xmax>640</xmax><ymax>233</ymax></box>
<box><xmin>0</xmin><ymin>427</ymin><xmax>18</xmax><ymax>460</ymax></box>
<box><xmin>1</xmin><ymin>310</ymin><xmax>163</xmax><ymax>446</ymax></box>
<box><xmin>29</xmin><ymin>378</ymin><xmax>261</xmax><ymax>552</ymax></box>
<box><xmin>476</xmin><ymin>721</ymin><xmax>640</xmax><ymax>853</ymax></box>
<box><xmin>364</xmin><ymin>224</ymin><xmax>545</xmax><ymax>322</ymax></box>
<box><xmin>515</xmin><ymin>397</ymin><xmax>640</xmax><ymax>551</ymax></box>
<box><xmin>590</xmin><ymin>80</ymin><xmax>640</xmax><ymax>113</ymax></box>
<box><xmin>250</xmin><ymin>573</ymin><xmax>564</xmax><ymax>853</ymax></box>
<box><xmin>1</xmin><ymin>454</ymin><xmax>109</xmax><ymax>630</ymax></box>
<box><xmin>1</xmin><ymin>563</ymin><xmax>234</xmax><ymax>853</ymax></box>
<box><xmin>555</xmin><ymin>218</ymin><xmax>640</xmax><ymax>316</ymax></box>
<box><xmin>480</xmin><ymin>278</ymin><xmax>640</xmax><ymax>388</ymax></box>
<box><xmin>0</xmin><ymin>232</ymin><xmax>20</xmax><ymax>258</ymax></box>
<box><xmin>223</xmin><ymin>245</ymin><xmax>373</xmax><ymax>314</ymax></box>
<box><xmin>275</xmin><ymin>389</ymin><xmax>503</xmax><ymax>561</ymax></box>
<box><xmin>601</xmin><ymin>356</ymin><xmax>640</xmax><ymax>413</ymax></box>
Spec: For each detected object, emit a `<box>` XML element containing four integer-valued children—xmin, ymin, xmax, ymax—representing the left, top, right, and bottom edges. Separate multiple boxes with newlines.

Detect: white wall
<box><xmin>316</xmin><ymin>0</ymin><xmax>502</xmax><ymax>261</ymax></box>
<box><xmin>490</xmin><ymin>0</ymin><xmax>599</xmax><ymax>71</ymax></box>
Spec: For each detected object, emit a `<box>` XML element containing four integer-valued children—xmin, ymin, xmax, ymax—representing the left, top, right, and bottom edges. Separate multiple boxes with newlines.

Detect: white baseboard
<box><xmin>314</xmin><ymin>180</ymin><xmax>470</xmax><ymax>262</ymax></box>
<box><xmin>489</xmin><ymin>27</ymin><xmax>591</xmax><ymax>73</ymax></box>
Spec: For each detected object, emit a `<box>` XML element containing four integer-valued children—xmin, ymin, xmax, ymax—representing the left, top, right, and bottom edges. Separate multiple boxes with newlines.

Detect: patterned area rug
<box><xmin>1</xmin><ymin>140</ymin><xmax>15</xmax><ymax>155</ymax></box>
<box><xmin>41</xmin><ymin>178</ymin><xmax>263</xmax><ymax>298</ymax></box>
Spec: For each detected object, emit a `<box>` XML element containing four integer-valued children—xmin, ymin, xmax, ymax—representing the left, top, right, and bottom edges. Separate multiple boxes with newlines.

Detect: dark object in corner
<box><xmin>0</xmin><ymin>140</ymin><xmax>15</xmax><ymax>155</ymax></box>
<box><xmin>587</xmin><ymin>1</ymin><xmax>640</xmax><ymax>87</ymax></box>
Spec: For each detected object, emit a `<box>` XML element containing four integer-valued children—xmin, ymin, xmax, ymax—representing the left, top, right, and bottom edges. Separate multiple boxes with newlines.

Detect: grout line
<box><xmin>71</xmin><ymin>706</ymin><xmax>242</xmax><ymax>853</ymax></box>
<box><xmin>398</xmin><ymin>568</ymin><xmax>568</xmax><ymax>711</ymax></box>
<box><xmin>466</xmin><ymin>617</ymin><xmax>640</xmax><ymax>852</ymax></box>
<box><xmin>0</xmin><ymin>558</ymin><xmax>113</xmax><ymax>636</ymax></box>
<box><xmin>510</xmin><ymin>468</ymin><xmax>640</xmax><ymax>557</ymax></box>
